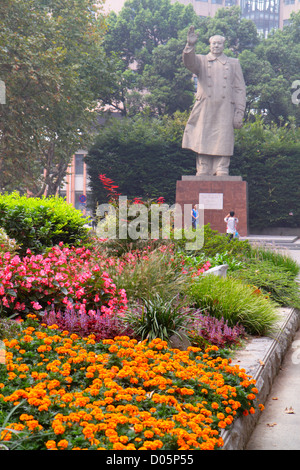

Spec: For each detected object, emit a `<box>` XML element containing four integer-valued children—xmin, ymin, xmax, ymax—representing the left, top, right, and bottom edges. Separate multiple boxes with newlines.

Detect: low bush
<box><xmin>175</xmin><ymin>224</ymin><xmax>251</xmax><ymax>260</ymax></box>
<box><xmin>189</xmin><ymin>312</ymin><xmax>246</xmax><ymax>349</ymax></box>
<box><xmin>41</xmin><ymin>306</ymin><xmax>133</xmax><ymax>342</ymax></box>
<box><xmin>249</xmin><ymin>245</ymin><xmax>300</xmax><ymax>277</ymax></box>
<box><xmin>181</xmin><ymin>250</ymin><xmax>244</xmax><ymax>274</ymax></box>
<box><xmin>0</xmin><ymin>193</ymin><xmax>89</xmax><ymax>254</ymax></box>
<box><xmin>187</xmin><ymin>275</ymin><xmax>279</xmax><ymax>336</ymax></box>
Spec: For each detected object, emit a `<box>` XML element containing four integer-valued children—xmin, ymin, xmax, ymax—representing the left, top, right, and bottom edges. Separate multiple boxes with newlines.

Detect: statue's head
<box><xmin>209</xmin><ymin>35</ymin><xmax>225</xmax><ymax>57</ymax></box>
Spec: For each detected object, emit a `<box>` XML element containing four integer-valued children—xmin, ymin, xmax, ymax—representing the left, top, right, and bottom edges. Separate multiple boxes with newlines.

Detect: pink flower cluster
<box><xmin>195</xmin><ymin>261</ymin><xmax>211</xmax><ymax>275</ymax></box>
<box><xmin>0</xmin><ymin>243</ymin><xmax>127</xmax><ymax>317</ymax></box>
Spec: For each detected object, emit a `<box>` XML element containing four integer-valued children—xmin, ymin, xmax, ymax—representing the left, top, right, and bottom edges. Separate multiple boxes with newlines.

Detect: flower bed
<box><xmin>0</xmin><ymin>315</ymin><xmax>263</xmax><ymax>450</ymax></box>
<box><xmin>0</xmin><ymin>244</ymin><xmax>127</xmax><ymax>317</ymax></box>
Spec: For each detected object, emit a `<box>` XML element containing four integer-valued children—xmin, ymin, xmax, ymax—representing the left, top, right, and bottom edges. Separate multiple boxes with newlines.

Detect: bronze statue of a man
<box><xmin>182</xmin><ymin>26</ymin><xmax>246</xmax><ymax>176</ymax></box>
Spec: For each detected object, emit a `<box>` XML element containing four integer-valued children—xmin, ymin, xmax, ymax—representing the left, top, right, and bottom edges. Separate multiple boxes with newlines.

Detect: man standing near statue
<box><xmin>182</xmin><ymin>26</ymin><xmax>246</xmax><ymax>176</ymax></box>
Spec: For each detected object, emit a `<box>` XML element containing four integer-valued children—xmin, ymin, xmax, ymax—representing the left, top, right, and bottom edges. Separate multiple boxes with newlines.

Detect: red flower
<box><xmin>157</xmin><ymin>197</ymin><xmax>165</xmax><ymax>204</ymax></box>
<box><xmin>99</xmin><ymin>174</ymin><xmax>121</xmax><ymax>199</ymax></box>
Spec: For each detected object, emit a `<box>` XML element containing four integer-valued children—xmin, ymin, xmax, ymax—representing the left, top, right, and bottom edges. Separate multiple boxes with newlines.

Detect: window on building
<box><xmin>75</xmin><ymin>154</ymin><xmax>84</xmax><ymax>175</ymax></box>
<box><xmin>240</xmin><ymin>0</ymin><xmax>279</xmax><ymax>36</ymax></box>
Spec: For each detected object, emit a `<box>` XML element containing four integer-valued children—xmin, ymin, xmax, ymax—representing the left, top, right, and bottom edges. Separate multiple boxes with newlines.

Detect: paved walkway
<box><xmin>243</xmin><ymin>236</ymin><xmax>300</xmax><ymax>450</ymax></box>
<box><xmin>246</xmin><ymin>328</ymin><xmax>300</xmax><ymax>450</ymax></box>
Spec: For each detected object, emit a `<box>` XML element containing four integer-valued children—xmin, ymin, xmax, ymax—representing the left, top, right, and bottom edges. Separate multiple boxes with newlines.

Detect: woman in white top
<box><xmin>224</xmin><ymin>211</ymin><xmax>238</xmax><ymax>240</ymax></box>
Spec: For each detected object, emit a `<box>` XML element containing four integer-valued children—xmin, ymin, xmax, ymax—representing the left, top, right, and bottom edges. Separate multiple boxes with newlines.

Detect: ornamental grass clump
<box><xmin>122</xmin><ymin>295</ymin><xmax>190</xmax><ymax>343</ymax></box>
<box><xmin>187</xmin><ymin>275</ymin><xmax>279</xmax><ymax>336</ymax></box>
<box><xmin>110</xmin><ymin>244</ymin><xmax>189</xmax><ymax>303</ymax></box>
<box><xmin>0</xmin><ymin>315</ymin><xmax>263</xmax><ymax>451</ymax></box>
<box><xmin>232</xmin><ymin>257</ymin><xmax>300</xmax><ymax>309</ymax></box>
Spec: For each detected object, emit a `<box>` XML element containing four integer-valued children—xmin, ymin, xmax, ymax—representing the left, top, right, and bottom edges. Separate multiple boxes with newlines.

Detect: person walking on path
<box><xmin>224</xmin><ymin>211</ymin><xmax>238</xmax><ymax>240</ymax></box>
<box><xmin>191</xmin><ymin>204</ymin><xmax>199</xmax><ymax>230</ymax></box>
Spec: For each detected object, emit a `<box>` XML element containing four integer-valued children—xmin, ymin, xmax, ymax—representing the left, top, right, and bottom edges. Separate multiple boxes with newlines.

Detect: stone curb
<box><xmin>221</xmin><ymin>307</ymin><xmax>300</xmax><ymax>450</ymax></box>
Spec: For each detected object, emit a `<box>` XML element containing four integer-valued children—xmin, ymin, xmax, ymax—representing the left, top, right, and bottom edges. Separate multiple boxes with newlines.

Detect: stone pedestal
<box><xmin>175</xmin><ymin>175</ymin><xmax>248</xmax><ymax>236</ymax></box>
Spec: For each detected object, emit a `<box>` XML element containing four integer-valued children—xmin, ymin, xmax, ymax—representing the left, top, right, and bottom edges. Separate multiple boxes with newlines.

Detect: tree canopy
<box><xmin>1</xmin><ymin>0</ymin><xmax>300</xmax><ymax>216</ymax></box>
<box><xmin>101</xmin><ymin>3</ymin><xmax>300</xmax><ymax>123</ymax></box>
<box><xmin>0</xmin><ymin>0</ymin><xmax>109</xmax><ymax>195</ymax></box>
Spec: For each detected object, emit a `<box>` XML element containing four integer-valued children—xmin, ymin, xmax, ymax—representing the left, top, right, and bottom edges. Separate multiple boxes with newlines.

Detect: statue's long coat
<box><xmin>182</xmin><ymin>45</ymin><xmax>246</xmax><ymax>157</ymax></box>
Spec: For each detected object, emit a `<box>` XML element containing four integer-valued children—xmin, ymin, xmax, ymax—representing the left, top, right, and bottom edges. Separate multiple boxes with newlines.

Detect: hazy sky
<box><xmin>103</xmin><ymin>0</ymin><xmax>126</xmax><ymax>13</ymax></box>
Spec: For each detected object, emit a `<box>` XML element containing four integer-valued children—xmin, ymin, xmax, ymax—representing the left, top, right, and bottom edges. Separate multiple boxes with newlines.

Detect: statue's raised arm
<box><xmin>187</xmin><ymin>25</ymin><xmax>198</xmax><ymax>47</ymax></box>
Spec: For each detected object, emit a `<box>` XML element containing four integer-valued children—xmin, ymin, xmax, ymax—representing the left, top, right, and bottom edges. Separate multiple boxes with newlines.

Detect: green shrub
<box><xmin>0</xmin><ymin>192</ymin><xmax>89</xmax><ymax>254</ymax></box>
<box><xmin>187</xmin><ymin>275</ymin><xmax>279</xmax><ymax>335</ymax></box>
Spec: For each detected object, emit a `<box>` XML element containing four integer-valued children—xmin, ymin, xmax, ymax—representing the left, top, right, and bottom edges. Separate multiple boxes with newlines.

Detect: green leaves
<box><xmin>102</xmin><ymin>0</ymin><xmax>199</xmax><ymax>116</ymax></box>
<box><xmin>0</xmin><ymin>192</ymin><xmax>89</xmax><ymax>254</ymax></box>
<box><xmin>0</xmin><ymin>0</ymin><xmax>108</xmax><ymax>195</ymax></box>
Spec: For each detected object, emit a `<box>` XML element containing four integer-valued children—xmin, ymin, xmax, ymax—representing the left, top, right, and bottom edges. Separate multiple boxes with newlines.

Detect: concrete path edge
<box><xmin>221</xmin><ymin>307</ymin><xmax>300</xmax><ymax>450</ymax></box>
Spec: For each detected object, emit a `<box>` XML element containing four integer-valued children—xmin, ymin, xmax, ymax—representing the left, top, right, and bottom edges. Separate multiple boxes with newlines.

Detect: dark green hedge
<box><xmin>231</xmin><ymin>119</ymin><xmax>300</xmax><ymax>230</ymax></box>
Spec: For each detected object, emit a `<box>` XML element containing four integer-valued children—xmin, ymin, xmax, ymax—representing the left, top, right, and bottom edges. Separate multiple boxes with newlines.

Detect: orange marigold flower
<box><xmin>247</xmin><ymin>393</ymin><xmax>256</xmax><ymax>400</ymax></box>
<box><xmin>218</xmin><ymin>420</ymin><xmax>227</xmax><ymax>429</ymax></box>
<box><xmin>45</xmin><ymin>440</ymin><xmax>57</xmax><ymax>450</ymax></box>
<box><xmin>134</xmin><ymin>424</ymin><xmax>144</xmax><ymax>433</ymax></box>
<box><xmin>57</xmin><ymin>439</ymin><xmax>69</xmax><ymax>449</ymax></box>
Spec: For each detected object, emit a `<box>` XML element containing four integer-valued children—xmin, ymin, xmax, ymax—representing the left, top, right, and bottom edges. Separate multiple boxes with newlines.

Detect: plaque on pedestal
<box><xmin>175</xmin><ymin>175</ymin><xmax>248</xmax><ymax>236</ymax></box>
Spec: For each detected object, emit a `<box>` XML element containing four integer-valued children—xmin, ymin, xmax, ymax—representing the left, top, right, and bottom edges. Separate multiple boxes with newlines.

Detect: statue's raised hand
<box><xmin>187</xmin><ymin>25</ymin><xmax>198</xmax><ymax>47</ymax></box>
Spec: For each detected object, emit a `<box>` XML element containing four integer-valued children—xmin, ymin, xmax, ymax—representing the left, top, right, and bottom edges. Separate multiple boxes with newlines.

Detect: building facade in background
<box><xmin>60</xmin><ymin>150</ymin><xmax>93</xmax><ymax>218</ymax></box>
<box><xmin>174</xmin><ymin>0</ymin><xmax>299</xmax><ymax>36</ymax></box>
